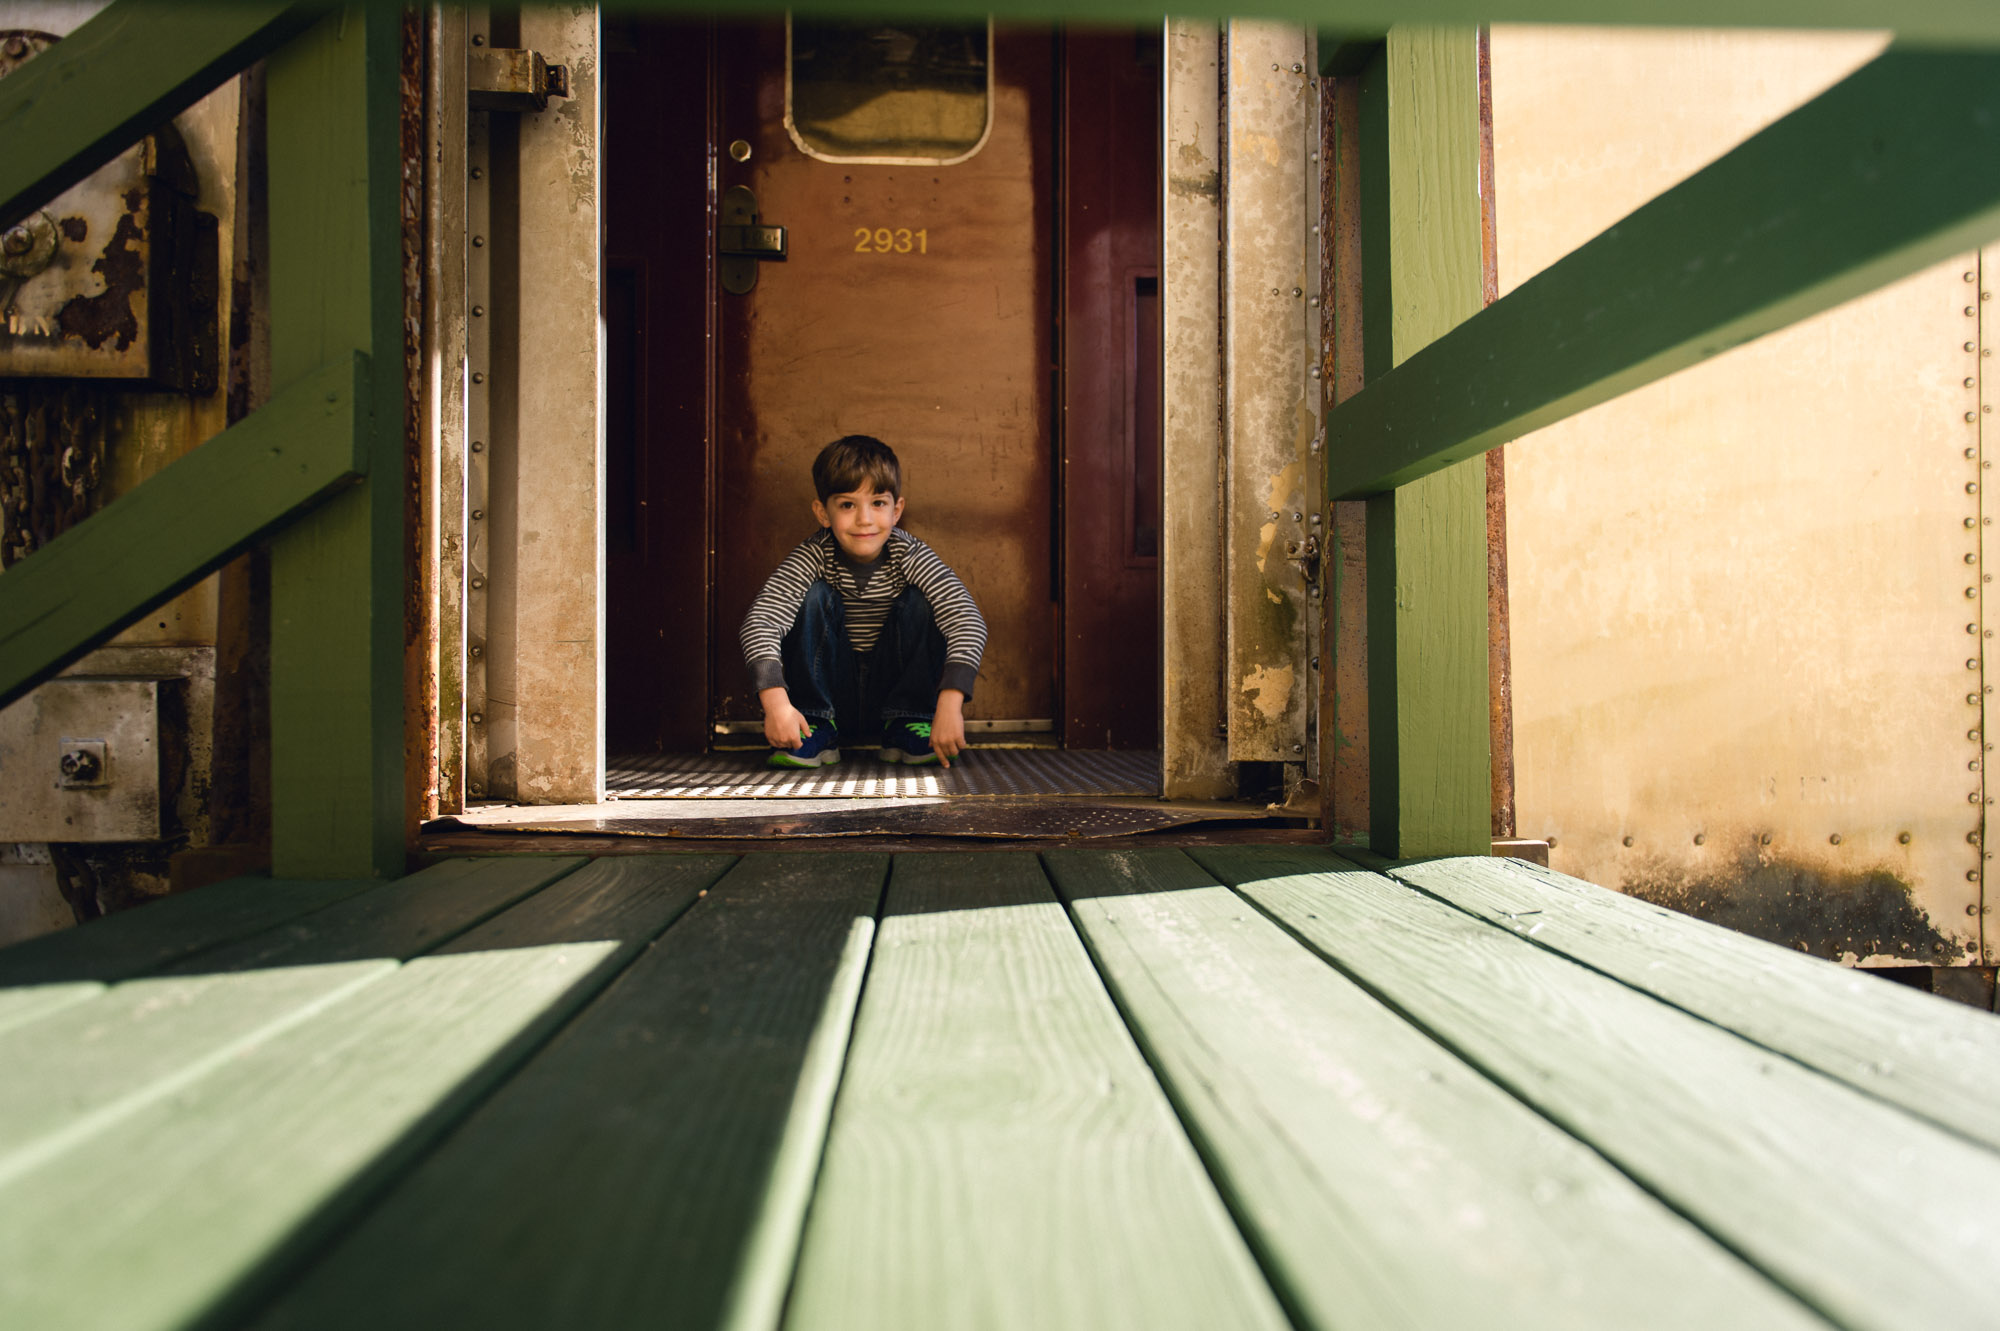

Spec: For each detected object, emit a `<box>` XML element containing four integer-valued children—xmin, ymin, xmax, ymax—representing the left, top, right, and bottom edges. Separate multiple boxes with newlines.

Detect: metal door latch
<box><xmin>720</xmin><ymin>185</ymin><xmax>787</xmax><ymax>295</ymax></box>
<box><xmin>470</xmin><ymin>48</ymin><xmax>571</xmax><ymax>113</ymax></box>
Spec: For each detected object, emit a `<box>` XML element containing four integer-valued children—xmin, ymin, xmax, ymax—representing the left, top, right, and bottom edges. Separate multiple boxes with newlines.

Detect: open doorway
<box><xmin>603</xmin><ymin>18</ymin><xmax>1162</xmax><ymax>779</ymax></box>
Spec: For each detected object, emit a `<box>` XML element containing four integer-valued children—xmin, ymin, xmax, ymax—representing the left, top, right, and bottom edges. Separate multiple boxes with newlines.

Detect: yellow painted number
<box><xmin>853</xmin><ymin>227</ymin><xmax>929</xmax><ymax>254</ymax></box>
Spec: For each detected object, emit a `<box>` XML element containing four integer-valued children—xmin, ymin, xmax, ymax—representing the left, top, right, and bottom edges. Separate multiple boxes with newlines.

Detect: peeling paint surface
<box><xmin>1222</xmin><ymin>22</ymin><xmax>1318</xmax><ymax>762</ymax></box>
<box><xmin>1495</xmin><ymin>28</ymin><xmax>1980</xmax><ymax>964</ymax></box>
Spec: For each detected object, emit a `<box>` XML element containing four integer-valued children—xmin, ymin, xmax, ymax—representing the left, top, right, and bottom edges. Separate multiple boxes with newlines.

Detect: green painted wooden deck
<box><xmin>1</xmin><ymin>847</ymin><xmax>1996</xmax><ymax>1331</ymax></box>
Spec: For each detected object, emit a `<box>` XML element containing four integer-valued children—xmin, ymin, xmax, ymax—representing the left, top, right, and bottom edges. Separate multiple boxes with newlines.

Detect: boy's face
<box><xmin>814</xmin><ymin>485</ymin><xmax>905</xmax><ymax>562</ymax></box>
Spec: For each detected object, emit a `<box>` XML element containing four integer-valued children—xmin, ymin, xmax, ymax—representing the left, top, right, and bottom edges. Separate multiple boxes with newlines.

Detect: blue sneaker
<box><xmin>879</xmin><ymin>718</ymin><xmax>939</xmax><ymax>765</ymax></box>
<box><xmin>768</xmin><ymin>719</ymin><xmax>840</xmax><ymax>768</ymax></box>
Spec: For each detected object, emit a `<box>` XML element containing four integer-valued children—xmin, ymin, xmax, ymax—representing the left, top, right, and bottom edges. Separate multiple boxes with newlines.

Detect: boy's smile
<box><xmin>815</xmin><ymin>486</ymin><xmax>905</xmax><ymax>563</ymax></box>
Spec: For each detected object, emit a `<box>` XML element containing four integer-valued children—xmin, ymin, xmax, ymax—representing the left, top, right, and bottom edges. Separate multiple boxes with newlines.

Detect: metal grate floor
<box><xmin>607</xmin><ymin>749</ymin><xmax>1161</xmax><ymax>799</ymax></box>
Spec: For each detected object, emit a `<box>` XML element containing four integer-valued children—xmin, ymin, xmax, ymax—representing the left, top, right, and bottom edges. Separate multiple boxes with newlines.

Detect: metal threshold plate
<box><xmin>439</xmin><ymin>799</ymin><xmax>1221</xmax><ymax>841</ymax></box>
<box><xmin>607</xmin><ymin>749</ymin><xmax>1160</xmax><ymax>799</ymax></box>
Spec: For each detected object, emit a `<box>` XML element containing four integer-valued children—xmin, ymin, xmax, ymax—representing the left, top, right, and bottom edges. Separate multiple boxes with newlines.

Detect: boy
<box><xmin>740</xmin><ymin>434</ymin><xmax>985</xmax><ymax>768</ymax></box>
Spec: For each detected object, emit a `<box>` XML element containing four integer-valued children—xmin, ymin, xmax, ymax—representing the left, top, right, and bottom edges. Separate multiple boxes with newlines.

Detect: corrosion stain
<box><xmin>56</xmin><ymin>189</ymin><xmax>144</xmax><ymax>351</ymax></box>
<box><xmin>1618</xmin><ymin>846</ymin><xmax>1958</xmax><ymax>963</ymax></box>
<box><xmin>58</xmin><ymin>216</ymin><xmax>87</xmax><ymax>243</ymax></box>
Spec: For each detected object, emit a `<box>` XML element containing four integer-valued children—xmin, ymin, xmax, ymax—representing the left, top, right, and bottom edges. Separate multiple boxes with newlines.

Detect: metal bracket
<box><xmin>469</xmin><ymin>48</ymin><xmax>570</xmax><ymax>113</ymax></box>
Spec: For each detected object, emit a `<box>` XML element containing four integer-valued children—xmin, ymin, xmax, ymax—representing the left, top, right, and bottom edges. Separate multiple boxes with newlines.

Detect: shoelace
<box><xmin>905</xmin><ymin>721</ymin><xmax>933</xmax><ymax>739</ymax></box>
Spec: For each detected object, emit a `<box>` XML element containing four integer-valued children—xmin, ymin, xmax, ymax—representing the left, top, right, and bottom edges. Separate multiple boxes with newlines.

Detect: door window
<box><xmin>786</xmin><ymin>18</ymin><xmax>992</xmax><ymax>164</ymax></box>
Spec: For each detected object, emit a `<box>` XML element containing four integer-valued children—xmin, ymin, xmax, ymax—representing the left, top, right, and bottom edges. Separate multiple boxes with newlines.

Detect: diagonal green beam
<box><xmin>1328</xmin><ymin>49</ymin><xmax>2000</xmax><ymax>499</ymax></box>
<box><xmin>0</xmin><ymin>354</ymin><xmax>367</xmax><ymax>712</ymax></box>
<box><xmin>0</xmin><ymin>0</ymin><xmax>308</xmax><ymax>231</ymax></box>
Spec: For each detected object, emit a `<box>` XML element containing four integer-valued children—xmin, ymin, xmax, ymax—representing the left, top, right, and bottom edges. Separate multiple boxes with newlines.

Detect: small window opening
<box><xmin>785</xmin><ymin>17</ymin><xmax>993</xmax><ymax>165</ymax></box>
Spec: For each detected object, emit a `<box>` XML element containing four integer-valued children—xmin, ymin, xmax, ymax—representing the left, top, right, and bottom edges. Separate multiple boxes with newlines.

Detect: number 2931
<box><xmin>854</xmin><ymin>227</ymin><xmax>928</xmax><ymax>254</ymax></box>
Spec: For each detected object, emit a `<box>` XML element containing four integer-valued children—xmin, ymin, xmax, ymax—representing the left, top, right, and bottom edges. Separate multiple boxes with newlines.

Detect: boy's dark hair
<box><xmin>812</xmin><ymin>435</ymin><xmax>902</xmax><ymax>502</ymax></box>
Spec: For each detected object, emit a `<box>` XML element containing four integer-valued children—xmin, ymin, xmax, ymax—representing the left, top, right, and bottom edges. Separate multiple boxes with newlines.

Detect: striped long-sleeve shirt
<box><xmin>741</xmin><ymin>528</ymin><xmax>986</xmax><ymax>699</ymax></box>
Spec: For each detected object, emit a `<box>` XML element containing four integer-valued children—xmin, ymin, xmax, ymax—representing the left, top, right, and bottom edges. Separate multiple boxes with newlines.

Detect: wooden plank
<box><xmin>1193</xmin><ymin>845</ymin><xmax>2000</xmax><ymax>1331</ymax></box>
<box><xmin>0</xmin><ymin>853</ymin><xmax>690</xmax><ymax>1331</ymax></box>
<box><xmin>1385</xmin><ymin>854</ymin><xmax>2000</xmax><ymax>1153</ymax></box>
<box><xmin>237</xmin><ymin>852</ymin><xmax>872</xmax><ymax>1331</ymax></box>
<box><xmin>785</xmin><ymin>851</ymin><xmax>1290</xmax><ymax>1331</ymax></box>
<box><xmin>1359</xmin><ymin>30</ymin><xmax>1490</xmax><ymax>857</ymax></box>
<box><xmin>265</xmin><ymin>6</ymin><xmax>410</xmax><ymax>878</ymax></box>
<box><xmin>0</xmin><ymin>875</ymin><xmax>376</xmax><ymax>1037</ymax></box>
<box><xmin>0</xmin><ymin>354</ymin><xmax>366</xmax><ymax>713</ymax></box>
<box><xmin>1043</xmin><ymin>847</ymin><xmax>1832</xmax><ymax>1331</ymax></box>
<box><xmin>1328</xmin><ymin>49</ymin><xmax>2000</xmax><ymax>498</ymax></box>
<box><xmin>0</xmin><ymin>0</ymin><xmax>306</xmax><ymax>229</ymax></box>
<box><xmin>154</xmin><ymin>855</ymin><xmax>587</xmax><ymax>975</ymax></box>
<box><xmin>0</xmin><ymin>857</ymin><xmax>587</xmax><ymax>1190</ymax></box>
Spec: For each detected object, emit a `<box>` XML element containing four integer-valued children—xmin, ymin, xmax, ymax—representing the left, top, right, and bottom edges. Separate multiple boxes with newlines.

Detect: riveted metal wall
<box><xmin>1495</xmin><ymin>26</ymin><xmax>1988</xmax><ymax>966</ymax></box>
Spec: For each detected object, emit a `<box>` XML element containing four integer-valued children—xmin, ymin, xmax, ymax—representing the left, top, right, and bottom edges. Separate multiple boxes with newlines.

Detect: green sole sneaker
<box><xmin>768</xmin><ymin>747</ymin><xmax>840</xmax><ymax>769</ymax></box>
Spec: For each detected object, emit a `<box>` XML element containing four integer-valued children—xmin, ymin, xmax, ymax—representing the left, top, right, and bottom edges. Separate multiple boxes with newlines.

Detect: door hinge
<box><xmin>470</xmin><ymin>48</ymin><xmax>571</xmax><ymax>113</ymax></box>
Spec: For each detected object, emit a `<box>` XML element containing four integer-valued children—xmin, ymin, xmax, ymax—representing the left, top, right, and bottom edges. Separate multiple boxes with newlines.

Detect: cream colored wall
<box><xmin>1494</xmin><ymin>26</ymin><xmax>1990</xmax><ymax>966</ymax></box>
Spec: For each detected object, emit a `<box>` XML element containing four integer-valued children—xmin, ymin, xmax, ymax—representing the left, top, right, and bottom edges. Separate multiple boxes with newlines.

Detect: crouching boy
<box><xmin>739</xmin><ymin>434</ymin><xmax>986</xmax><ymax>768</ymax></box>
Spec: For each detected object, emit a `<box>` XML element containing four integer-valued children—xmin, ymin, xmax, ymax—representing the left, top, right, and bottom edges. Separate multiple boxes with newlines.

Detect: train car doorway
<box><xmin>604</xmin><ymin>18</ymin><xmax>1160</xmax><ymax>756</ymax></box>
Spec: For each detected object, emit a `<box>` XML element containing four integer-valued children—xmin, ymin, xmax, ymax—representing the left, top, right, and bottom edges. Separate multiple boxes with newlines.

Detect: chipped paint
<box><xmin>1240</xmin><ymin>663</ymin><xmax>1296</xmax><ymax>722</ymax></box>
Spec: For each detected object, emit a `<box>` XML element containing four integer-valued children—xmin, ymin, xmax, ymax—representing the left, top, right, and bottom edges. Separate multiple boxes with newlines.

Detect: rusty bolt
<box><xmin>1968</xmin><ymin>554</ymin><xmax>1980</xmax><ymax>565</ymax></box>
<box><xmin>1968</xmin><ymin>412</ymin><xmax>1980</xmax><ymax>423</ymax></box>
<box><xmin>1693</xmin><ymin>833</ymin><xmax>1705</xmax><ymax>846</ymax></box>
<box><xmin>1292</xmin><ymin>62</ymin><xmax>1303</xmax><ymax>72</ymax></box>
<box><xmin>473</xmin><ymin>33</ymin><xmax>485</xmax><ymax>45</ymax></box>
<box><xmin>1292</xmin><ymin>743</ymin><xmax>1304</xmax><ymax>754</ymax></box>
<box><xmin>1969</xmin><ymin>447</ymin><xmax>1981</xmax><ymax>458</ymax></box>
<box><xmin>1968</xmin><ymin>378</ymin><xmax>1979</xmax><ymax>389</ymax></box>
<box><xmin>472</xmin><ymin>235</ymin><xmax>484</xmax><ymax>248</ymax></box>
<box><xmin>1292</xmin><ymin>511</ymin><xmax>1303</xmax><ymax>521</ymax></box>
<box><xmin>1973</xmin><ymin>791</ymin><xmax>1983</xmax><ymax>802</ymax></box>
<box><xmin>471</xmin><ymin>508</ymin><xmax>485</xmax><ymax>521</ymax></box>
<box><xmin>470</xmin><ymin>576</ymin><xmax>485</xmax><ymax>590</ymax></box>
<box><xmin>1974</xmin><ymin>759</ymin><xmax>1984</xmax><ymax>771</ymax></box>
<box><xmin>1759</xmin><ymin>833</ymin><xmax>1772</xmax><ymax>845</ymax></box>
<box><xmin>1547</xmin><ymin>837</ymin><xmax>1558</xmax><ymax>848</ymax></box>
<box><xmin>470</xmin><ymin>712</ymin><xmax>484</xmax><ymax>726</ymax></box>
<box><xmin>1972</xmin><ymin>659</ymin><xmax>1983</xmax><ymax>670</ymax></box>
<box><xmin>1899</xmin><ymin>831</ymin><xmax>1912</xmax><ymax>844</ymax></box>
<box><xmin>1968</xmin><ymin>306</ymin><xmax>1978</xmax><ymax>317</ymax></box>
<box><xmin>1970</xmin><ymin>872</ymin><xmax>1983</xmax><ymax>883</ymax></box>
<box><xmin>1292</xmin><ymin>287</ymin><xmax>1303</xmax><ymax>298</ymax></box>
<box><xmin>1967</xmin><ymin>588</ymin><xmax>1980</xmax><ymax>599</ymax></box>
<box><xmin>1969</xmin><ymin>831</ymin><xmax>1982</xmax><ymax>845</ymax></box>
<box><xmin>1829</xmin><ymin>833</ymin><xmax>1842</xmax><ymax>845</ymax></box>
<box><xmin>1</xmin><ymin>228</ymin><xmax>31</xmax><ymax>257</ymax></box>
<box><xmin>1309</xmin><ymin>297</ymin><xmax>1321</xmax><ymax>307</ymax></box>
<box><xmin>470</xmin><ymin>167</ymin><xmax>483</xmax><ymax>180</ymax></box>
<box><xmin>469</xmin><ymin>645</ymin><xmax>484</xmax><ymax>659</ymax></box>
<box><xmin>1622</xmin><ymin>835</ymin><xmax>1634</xmax><ymax>847</ymax></box>
<box><xmin>471</xmin><ymin>440</ymin><xmax>485</xmax><ymax>453</ymax></box>
<box><xmin>472</xmin><ymin>305</ymin><xmax>485</xmax><ymax>318</ymax></box>
<box><xmin>1969</xmin><ymin>518</ymin><xmax>1981</xmax><ymax>529</ymax></box>
<box><xmin>1968</xmin><ymin>342</ymin><xmax>1979</xmax><ymax>352</ymax></box>
<box><xmin>1969</xmin><ymin>482</ymin><xmax>1980</xmax><ymax>494</ymax></box>
<box><xmin>1970</xmin><ymin>903</ymin><xmax>1981</xmax><ymax>913</ymax></box>
<box><xmin>1971</xmin><ymin>624</ymin><xmax>1981</xmax><ymax>634</ymax></box>
<box><xmin>1971</xmin><ymin>729</ymin><xmax>1983</xmax><ymax>741</ymax></box>
<box><xmin>59</xmin><ymin>750</ymin><xmax>101</xmax><ymax>783</ymax></box>
<box><xmin>472</xmin><ymin>372</ymin><xmax>485</xmax><ymax>384</ymax></box>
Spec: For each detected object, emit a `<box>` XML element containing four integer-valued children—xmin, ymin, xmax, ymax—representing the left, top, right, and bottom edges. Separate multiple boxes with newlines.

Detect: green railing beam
<box><xmin>0</xmin><ymin>0</ymin><xmax>308</xmax><ymax>231</ymax></box>
<box><xmin>0</xmin><ymin>353</ymin><xmax>366</xmax><ymax>712</ymax></box>
<box><xmin>1356</xmin><ymin>28</ymin><xmax>1491</xmax><ymax>860</ymax></box>
<box><xmin>1328</xmin><ymin>49</ymin><xmax>2000</xmax><ymax>499</ymax></box>
<box><xmin>264</xmin><ymin>7</ymin><xmax>408</xmax><ymax>879</ymax></box>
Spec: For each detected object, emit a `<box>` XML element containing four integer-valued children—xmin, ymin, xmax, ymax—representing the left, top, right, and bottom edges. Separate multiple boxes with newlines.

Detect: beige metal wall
<box><xmin>1494</xmin><ymin>26</ymin><xmax>1990</xmax><ymax>966</ymax></box>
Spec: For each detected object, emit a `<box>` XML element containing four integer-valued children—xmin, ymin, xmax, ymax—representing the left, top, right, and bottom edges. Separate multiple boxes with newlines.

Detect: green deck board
<box><xmin>1042</xmin><ymin>848</ymin><xmax>1830</xmax><ymax>1331</ymax></box>
<box><xmin>1193</xmin><ymin>846</ymin><xmax>2000</xmax><ymax>1331</ymax></box>
<box><xmin>0</xmin><ymin>876</ymin><xmax>378</xmax><ymax>987</ymax></box>
<box><xmin>1386</xmin><ymin>854</ymin><xmax>2000</xmax><ymax>1154</ymax></box>
<box><xmin>0</xmin><ymin>855</ymin><xmax>681</xmax><ymax>1331</ymax></box>
<box><xmin>155</xmin><ymin>856</ymin><xmax>587</xmax><ymax>975</ymax></box>
<box><xmin>239</xmin><ymin>851</ymin><xmax>870</xmax><ymax>1331</ymax></box>
<box><xmin>784</xmin><ymin>851</ymin><xmax>1290</xmax><ymax>1331</ymax></box>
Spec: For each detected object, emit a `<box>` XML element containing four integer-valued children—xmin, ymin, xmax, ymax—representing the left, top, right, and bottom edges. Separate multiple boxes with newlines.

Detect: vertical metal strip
<box><xmin>463</xmin><ymin>3</ymin><xmax>492</xmax><ymax>801</ymax></box>
<box><xmin>1221</xmin><ymin>21</ymin><xmax>1318</xmax><ymax>764</ymax></box>
<box><xmin>429</xmin><ymin>5</ymin><xmax>469</xmax><ymax>814</ymax></box>
<box><xmin>1159</xmin><ymin>20</ymin><xmax>1233</xmax><ymax>800</ymax></box>
<box><xmin>1981</xmin><ymin>246</ymin><xmax>1995</xmax><ymax>963</ymax></box>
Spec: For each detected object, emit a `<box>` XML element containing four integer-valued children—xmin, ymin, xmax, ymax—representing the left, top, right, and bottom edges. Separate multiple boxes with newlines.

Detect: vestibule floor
<box><xmin>422</xmin><ymin>747</ymin><xmax>1313</xmax><ymax>854</ymax></box>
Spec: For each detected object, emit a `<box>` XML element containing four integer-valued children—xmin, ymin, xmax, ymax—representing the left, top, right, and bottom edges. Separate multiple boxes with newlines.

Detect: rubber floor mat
<box><xmin>607</xmin><ymin>749</ymin><xmax>1160</xmax><ymax>799</ymax></box>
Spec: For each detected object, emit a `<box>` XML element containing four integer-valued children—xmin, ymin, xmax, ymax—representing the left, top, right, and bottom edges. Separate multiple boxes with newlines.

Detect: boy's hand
<box><xmin>931</xmin><ymin>689</ymin><xmax>968</xmax><ymax>768</ymax></box>
<box><xmin>760</xmin><ymin>687</ymin><xmax>811</xmax><ymax>750</ymax></box>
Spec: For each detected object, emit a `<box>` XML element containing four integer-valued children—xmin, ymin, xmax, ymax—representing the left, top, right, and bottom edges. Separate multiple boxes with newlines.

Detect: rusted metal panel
<box><xmin>1479</xmin><ymin>28</ymin><xmax>1515</xmax><ymax>842</ymax></box>
<box><xmin>401</xmin><ymin>8</ymin><xmax>434</xmax><ymax>837</ymax></box>
<box><xmin>1222</xmin><ymin>22</ymin><xmax>1320</xmax><ymax>764</ymax></box>
<box><xmin>0</xmin><ymin>676</ymin><xmax>175</xmax><ymax>842</ymax></box>
<box><xmin>503</xmin><ymin>3</ymin><xmax>600</xmax><ymax>804</ymax></box>
<box><xmin>1495</xmin><ymin>27</ymin><xmax>1979</xmax><ymax>965</ymax></box>
<box><xmin>1160</xmin><ymin>19</ymin><xmax>1233</xmax><ymax>800</ymax></box>
<box><xmin>1982</xmin><ymin>240</ymin><xmax>1999</xmax><ymax>965</ymax></box>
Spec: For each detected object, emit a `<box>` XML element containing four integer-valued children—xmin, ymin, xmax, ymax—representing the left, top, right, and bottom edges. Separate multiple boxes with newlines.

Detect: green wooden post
<box><xmin>264</xmin><ymin>7</ymin><xmax>408</xmax><ymax>878</ymax></box>
<box><xmin>1358</xmin><ymin>28</ymin><xmax>1489</xmax><ymax>858</ymax></box>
